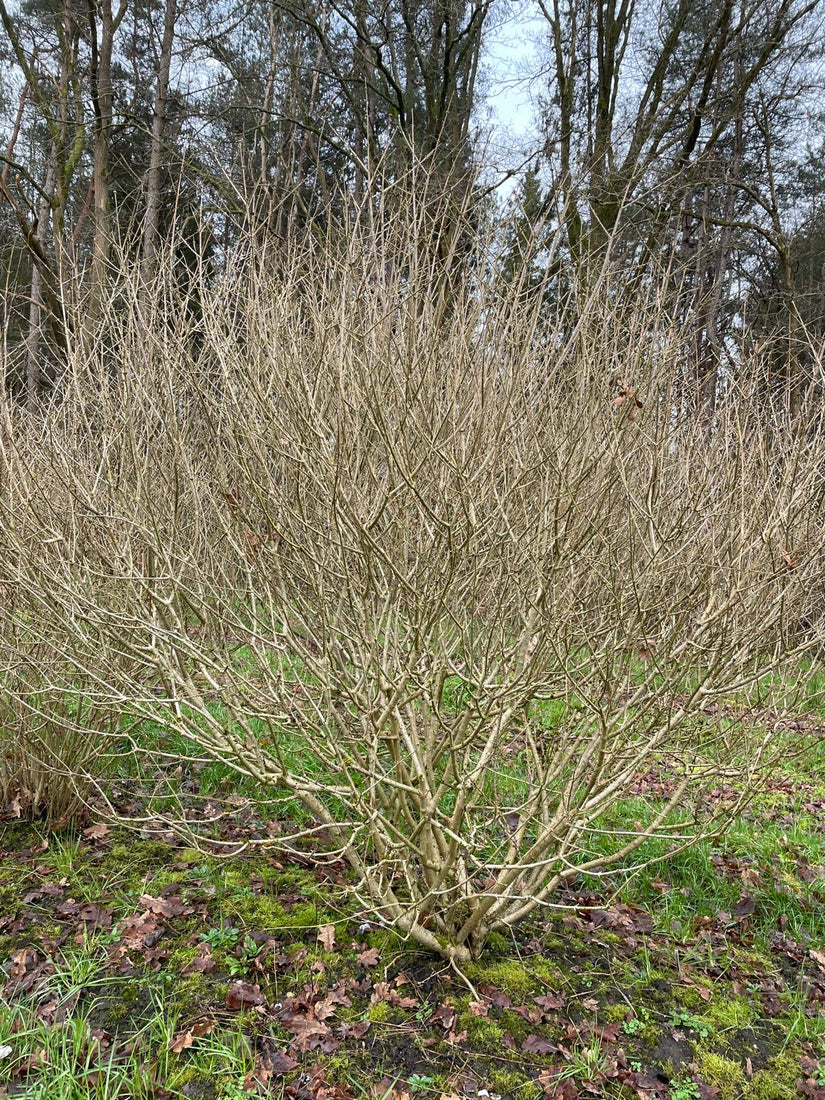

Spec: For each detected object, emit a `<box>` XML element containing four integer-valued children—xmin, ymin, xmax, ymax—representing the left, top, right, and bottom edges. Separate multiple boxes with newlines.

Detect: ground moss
<box><xmin>705</xmin><ymin>999</ymin><xmax>756</xmax><ymax>1032</ymax></box>
<box><xmin>256</xmin><ymin>866</ymin><xmax>318</xmax><ymax>893</ymax></box>
<box><xmin>745</xmin><ymin>1075</ymin><xmax>797</xmax><ymax>1100</ymax></box>
<box><xmin>461</xmin><ymin>1014</ymin><xmax>505</xmax><ymax>1047</ymax></box>
<box><xmin>174</xmin><ymin>1076</ymin><xmax>220</xmax><ymax>1100</ymax></box>
<box><xmin>633</xmin><ymin>1021</ymin><xmax>662</xmax><ymax>1048</ymax></box>
<box><xmin>320</xmin><ymin>1051</ymin><xmax>365</xmax><ymax>1083</ymax></box>
<box><xmin>485</xmin><ymin>931</ymin><xmax>511</xmax><ymax>956</ymax></box>
<box><xmin>488</xmin><ymin>1067</ymin><xmax>542</xmax><ymax>1099</ymax></box>
<box><xmin>272</xmin><ymin>901</ymin><xmax>318</xmax><ymax>929</ymax></box>
<box><xmin>639</xmin><ymin>968</ymin><xmax>670</xmax><ymax>986</ymax></box>
<box><xmin>0</xmin><ymin>886</ymin><xmax>22</xmax><ymax>914</ymax></box>
<box><xmin>218</xmin><ymin>870</ymin><xmax>256</xmax><ymax>892</ymax></box>
<box><xmin>167</xmin><ymin>1065</ymin><xmax>207</xmax><ymax>1089</ymax></box>
<box><xmin>365</xmin><ymin>928</ymin><xmax>402</xmax><ymax>954</ymax></box>
<box><xmin>2</xmin><ymin>775</ymin><xmax>822</xmax><ymax>1096</ymax></box>
<box><xmin>658</xmin><ymin>1056</ymin><xmax>678</xmax><ymax>1081</ymax></box>
<box><xmin>166</xmin><ymin>974</ymin><xmax>216</xmax><ymax>1018</ymax></box>
<box><xmin>597</xmin><ymin>931</ymin><xmax>625</xmax><ymax>947</ymax></box>
<box><xmin>223</xmin><ymin>894</ymin><xmax>289</xmax><ymax>929</ymax></box>
<box><xmin>173</xmin><ymin>847</ymin><xmax>204</xmax><ymax>866</ymax></box>
<box><xmin>106</xmin><ymin>840</ymin><xmax>171</xmax><ymax>870</ymax></box>
<box><xmin>165</xmin><ymin>943</ymin><xmax>199</xmax><ymax>971</ymax></box>
<box><xmin>530</xmin><ymin>957</ymin><xmax>568</xmax><ymax>987</ymax></box>
<box><xmin>89</xmin><ymin>981</ymin><xmax>153</xmax><ymax>1029</ymax></box>
<box><xmin>232</xmin><ymin>1009</ymin><xmax>265</xmax><ymax>1030</ymax></box>
<box><xmin>0</xmin><ymin>864</ymin><xmax>25</xmax><ymax>885</ymax></box>
<box><xmin>499</xmin><ymin>1008</ymin><xmax>531</xmax><ymax>1041</ymax></box>
<box><xmin>696</xmin><ymin>1051</ymin><xmax>746</xmax><ymax>1100</ymax></box>
<box><xmin>35</xmin><ymin>921</ymin><xmax>64</xmax><ymax>944</ymax></box>
<box><xmin>676</xmin><ymin>986</ymin><xmax>716</xmax><ymax>1012</ymax></box>
<box><xmin>744</xmin><ymin>1054</ymin><xmax>802</xmax><ymax>1100</ymax></box>
<box><xmin>141</xmin><ymin>870</ymin><xmax>191</xmax><ymax>895</ymax></box>
<box><xmin>466</xmin><ymin>959</ymin><xmax>533</xmax><ymax>997</ymax></box>
<box><xmin>367</xmin><ymin>1000</ymin><xmax>394</xmax><ymax>1023</ymax></box>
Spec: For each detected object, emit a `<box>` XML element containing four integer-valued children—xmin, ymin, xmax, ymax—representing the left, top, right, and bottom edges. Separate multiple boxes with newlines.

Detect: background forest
<box><xmin>0</xmin><ymin>0</ymin><xmax>824</xmax><ymax>409</ymax></box>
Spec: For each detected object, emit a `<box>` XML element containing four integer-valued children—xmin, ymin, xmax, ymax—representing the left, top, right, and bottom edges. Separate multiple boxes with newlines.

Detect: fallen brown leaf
<box><xmin>318</xmin><ymin>924</ymin><xmax>336</xmax><ymax>952</ymax></box>
<box><xmin>523</xmin><ymin>1034</ymin><xmax>557</xmax><ymax>1055</ymax></box>
<box><xmin>169</xmin><ymin>1030</ymin><xmax>194</xmax><ymax>1054</ymax></box>
<box><xmin>139</xmin><ymin>895</ymin><xmax>188</xmax><ymax>918</ymax></box>
<box><xmin>226</xmin><ymin>981</ymin><xmax>267</xmax><ymax>1010</ymax></box>
<box><xmin>269</xmin><ymin>1050</ymin><xmax>299</xmax><ymax>1074</ymax></box>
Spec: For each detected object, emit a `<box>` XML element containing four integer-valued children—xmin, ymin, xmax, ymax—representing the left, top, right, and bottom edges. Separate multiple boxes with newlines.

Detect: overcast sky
<box><xmin>477</xmin><ymin>2</ymin><xmax>545</xmax><ymax>188</ymax></box>
<box><xmin>485</xmin><ymin>4</ymin><xmax>539</xmax><ymax>133</ymax></box>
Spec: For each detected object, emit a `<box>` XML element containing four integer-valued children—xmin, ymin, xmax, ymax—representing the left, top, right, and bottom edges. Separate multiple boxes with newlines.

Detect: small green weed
<box><xmin>201</xmin><ymin>925</ymin><xmax>240</xmax><ymax>949</ymax></box>
<box><xmin>623</xmin><ymin>1007</ymin><xmax>652</xmax><ymax>1036</ymax></box>
<box><xmin>670</xmin><ymin>1077</ymin><xmax>701</xmax><ymax>1100</ymax></box>
<box><xmin>220</xmin><ymin>1085</ymin><xmax>249</xmax><ymax>1100</ymax></box>
<box><xmin>670</xmin><ymin>1009</ymin><xmax>713</xmax><ymax>1041</ymax></box>
<box><xmin>407</xmin><ymin>1075</ymin><xmax>436</xmax><ymax>1095</ymax></box>
<box><xmin>560</xmin><ymin>1036</ymin><xmax>612</xmax><ymax>1083</ymax></box>
<box><xmin>228</xmin><ymin>936</ymin><xmax>263</xmax><ymax>977</ymax></box>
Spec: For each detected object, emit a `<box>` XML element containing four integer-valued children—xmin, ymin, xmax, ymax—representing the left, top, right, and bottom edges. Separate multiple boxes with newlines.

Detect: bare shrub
<box><xmin>1</xmin><ymin>203</ymin><xmax>823</xmax><ymax>955</ymax></box>
<box><xmin>0</xmin><ymin>646</ymin><xmax>118</xmax><ymax>828</ymax></box>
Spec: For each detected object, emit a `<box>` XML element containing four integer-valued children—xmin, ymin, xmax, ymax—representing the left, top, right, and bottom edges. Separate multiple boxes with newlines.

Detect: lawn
<box><xmin>2</xmin><ymin>722</ymin><xmax>825</xmax><ymax>1100</ymax></box>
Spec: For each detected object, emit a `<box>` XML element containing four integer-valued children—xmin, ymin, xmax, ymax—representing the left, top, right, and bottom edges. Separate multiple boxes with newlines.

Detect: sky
<box><xmin>477</xmin><ymin>2</ymin><xmax>546</xmax><ymax>188</ymax></box>
<box><xmin>485</xmin><ymin>3</ymin><xmax>541</xmax><ymax>135</ymax></box>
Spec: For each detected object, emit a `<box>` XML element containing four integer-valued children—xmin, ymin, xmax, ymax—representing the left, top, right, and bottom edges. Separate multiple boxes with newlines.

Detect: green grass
<box><xmin>4</xmin><ymin>656</ymin><xmax>825</xmax><ymax>1095</ymax></box>
<box><xmin>2</xmin><ymin>781</ymin><xmax>825</xmax><ymax>1095</ymax></box>
<box><xmin>0</xmin><ymin>996</ymin><xmax>256</xmax><ymax>1099</ymax></box>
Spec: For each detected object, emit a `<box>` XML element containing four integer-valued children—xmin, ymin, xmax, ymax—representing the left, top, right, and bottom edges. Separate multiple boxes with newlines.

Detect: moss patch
<box><xmin>465</xmin><ymin>960</ymin><xmax>533</xmax><ymax>997</ymax></box>
<box><xmin>744</xmin><ymin>1054</ymin><xmax>804</xmax><ymax>1100</ymax></box>
<box><xmin>696</xmin><ymin>1051</ymin><xmax>747</xmax><ymax>1100</ymax></box>
<box><xmin>705</xmin><ymin>998</ymin><xmax>758</xmax><ymax>1033</ymax></box>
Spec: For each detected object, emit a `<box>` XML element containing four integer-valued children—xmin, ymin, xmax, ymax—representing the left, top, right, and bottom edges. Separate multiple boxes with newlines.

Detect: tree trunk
<box><xmin>141</xmin><ymin>0</ymin><xmax>176</xmax><ymax>287</ymax></box>
<box><xmin>89</xmin><ymin>0</ymin><xmax>123</xmax><ymax>311</ymax></box>
<box><xmin>26</xmin><ymin>163</ymin><xmax>57</xmax><ymax>413</ymax></box>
